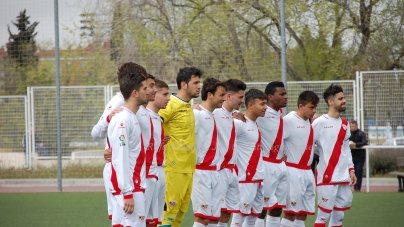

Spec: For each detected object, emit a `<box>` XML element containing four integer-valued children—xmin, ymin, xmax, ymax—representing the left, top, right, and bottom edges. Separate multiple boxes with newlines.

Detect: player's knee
<box><xmin>219</xmin><ymin>211</ymin><xmax>231</xmax><ymax>223</ymax></box>
<box><xmin>269</xmin><ymin>207</ymin><xmax>282</xmax><ymax>217</ymax></box>
<box><xmin>258</xmin><ymin>209</ymin><xmax>267</xmax><ymax>219</ymax></box>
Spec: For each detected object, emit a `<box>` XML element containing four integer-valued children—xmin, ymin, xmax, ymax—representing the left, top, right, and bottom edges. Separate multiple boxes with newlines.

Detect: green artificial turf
<box><xmin>0</xmin><ymin>192</ymin><xmax>403</xmax><ymax>227</ymax></box>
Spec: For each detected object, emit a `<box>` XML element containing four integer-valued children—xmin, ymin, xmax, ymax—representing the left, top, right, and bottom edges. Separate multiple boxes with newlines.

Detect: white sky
<box><xmin>0</xmin><ymin>0</ymin><xmax>94</xmax><ymax>49</ymax></box>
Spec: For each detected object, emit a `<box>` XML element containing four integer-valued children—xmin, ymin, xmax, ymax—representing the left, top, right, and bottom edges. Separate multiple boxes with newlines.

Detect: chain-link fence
<box><xmin>358</xmin><ymin>70</ymin><xmax>404</xmax><ymax>145</ymax></box>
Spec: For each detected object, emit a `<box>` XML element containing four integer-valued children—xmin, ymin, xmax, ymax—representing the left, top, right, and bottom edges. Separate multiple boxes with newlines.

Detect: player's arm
<box><xmin>312</xmin><ymin>120</ymin><xmax>320</xmax><ymax>155</ymax></box>
<box><xmin>344</xmin><ymin>124</ymin><xmax>357</xmax><ymax>185</ymax></box>
<box><xmin>158</xmin><ymin>100</ymin><xmax>173</xmax><ymax>124</ymax></box>
<box><xmin>91</xmin><ymin>96</ymin><xmax>123</xmax><ymax>139</ymax></box>
<box><xmin>193</xmin><ymin>109</ymin><xmax>200</xmax><ymax>133</ymax></box>
<box><xmin>109</xmin><ymin>118</ymin><xmax>134</xmax><ymax>198</ymax></box>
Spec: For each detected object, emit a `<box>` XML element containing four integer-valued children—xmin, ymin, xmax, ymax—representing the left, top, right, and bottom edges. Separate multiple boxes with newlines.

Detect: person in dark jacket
<box><xmin>349</xmin><ymin>120</ymin><xmax>367</xmax><ymax>191</ymax></box>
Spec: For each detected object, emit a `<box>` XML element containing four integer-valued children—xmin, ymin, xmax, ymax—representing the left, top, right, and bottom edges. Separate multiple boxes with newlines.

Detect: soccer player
<box><xmin>230</xmin><ymin>89</ymin><xmax>267</xmax><ymax>227</ymax></box>
<box><xmin>108</xmin><ymin>70</ymin><xmax>149</xmax><ymax>227</ymax></box>
<box><xmin>215</xmin><ymin>79</ymin><xmax>247</xmax><ymax>227</ymax></box>
<box><xmin>158</xmin><ymin>67</ymin><xmax>202</xmax><ymax>227</ymax></box>
<box><xmin>145</xmin><ymin>79</ymin><xmax>171</xmax><ymax>226</ymax></box>
<box><xmin>137</xmin><ymin>74</ymin><xmax>159</xmax><ymax>227</ymax></box>
<box><xmin>256</xmin><ymin>81</ymin><xmax>288</xmax><ymax>227</ymax></box>
<box><xmin>91</xmin><ymin>62</ymin><xmax>148</xmax><ymax>220</ymax></box>
<box><xmin>312</xmin><ymin>84</ymin><xmax>357</xmax><ymax>227</ymax></box>
<box><xmin>280</xmin><ymin>91</ymin><xmax>320</xmax><ymax>227</ymax></box>
<box><xmin>191</xmin><ymin>78</ymin><xmax>226</xmax><ymax>227</ymax></box>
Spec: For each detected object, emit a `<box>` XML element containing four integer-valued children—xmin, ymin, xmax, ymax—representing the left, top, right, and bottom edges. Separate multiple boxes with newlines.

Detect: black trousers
<box><xmin>353</xmin><ymin>159</ymin><xmax>365</xmax><ymax>191</ymax></box>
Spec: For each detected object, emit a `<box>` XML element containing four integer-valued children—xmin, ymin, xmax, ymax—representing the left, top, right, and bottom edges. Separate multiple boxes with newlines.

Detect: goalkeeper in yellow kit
<box><xmin>158</xmin><ymin>67</ymin><xmax>202</xmax><ymax>227</ymax></box>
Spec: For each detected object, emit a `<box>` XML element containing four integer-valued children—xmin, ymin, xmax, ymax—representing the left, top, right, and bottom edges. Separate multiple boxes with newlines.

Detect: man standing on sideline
<box><xmin>158</xmin><ymin>67</ymin><xmax>202</xmax><ymax>227</ymax></box>
<box><xmin>281</xmin><ymin>91</ymin><xmax>320</xmax><ymax>227</ymax></box>
<box><xmin>349</xmin><ymin>120</ymin><xmax>367</xmax><ymax>192</ymax></box>
<box><xmin>256</xmin><ymin>81</ymin><xmax>288</xmax><ymax>227</ymax></box>
<box><xmin>191</xmin><ymin>78</ymin><xmax>226</xmax><ymax>227</ymax></box>
<box><xmin>312</xmin><ymin>84</ymin><xmax>357</xmax><ymax>227</ymax></box>
<box><xmin>215</xmin><ymin>79</ymin><xmax>247</xmax><ymax>227</ymax></box>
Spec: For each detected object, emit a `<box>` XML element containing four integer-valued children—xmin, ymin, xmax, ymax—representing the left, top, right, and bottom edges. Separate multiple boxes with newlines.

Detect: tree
<box><xmin>1</xmin><ymin>10</ymin><xmax>39</xmax><ymax>95</ymax></box>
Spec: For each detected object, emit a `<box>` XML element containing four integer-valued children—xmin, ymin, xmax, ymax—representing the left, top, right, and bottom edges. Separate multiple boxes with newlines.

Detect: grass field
<box><xmin>0</xmin><ymin>192</ymin><xmax>403</xmax><ymax>227</ymax></box>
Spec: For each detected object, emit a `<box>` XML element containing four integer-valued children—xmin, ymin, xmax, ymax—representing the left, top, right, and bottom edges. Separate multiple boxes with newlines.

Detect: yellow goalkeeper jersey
<box><xmin>158</xmin><ymin>95</ymin><xmax>196</xmax><ymax>173</ymax></box>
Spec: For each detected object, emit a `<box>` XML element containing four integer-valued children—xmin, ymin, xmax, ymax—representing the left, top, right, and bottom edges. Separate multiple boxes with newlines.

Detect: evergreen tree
<box><xmin>1</xmin><ymin>10</ymin><xmax>39</xmax><ymax>94</ymax></box>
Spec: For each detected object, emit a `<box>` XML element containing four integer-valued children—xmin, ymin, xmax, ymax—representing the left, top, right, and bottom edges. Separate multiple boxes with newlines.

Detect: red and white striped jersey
<box><xmin>136</xmin><ymin>105</ymin><xmax>154</xmax><ymax>178</ymax></box>
<box><xmin>312</xmin><ymin>114</ymin><xmax>354</xmax><ymax>185</ymax></box>
<box><xmin>108</xmin><ymin>107</ymin><xmax>146</xmax><ymax>197</ymax></box>
<box><xmin>147</xmin><ymin>108</ymin><xmax>165</xmax><ymax>176</ymax></box>
<box><xmin>283</xmin><ymin>111</ymin><xmax>314</xmax><ymax>168</ymax></box>
<box><xmin>256</xmin><ymin>106</ymin><xmax>284</xmax><ymax>161</ymax></box>
<box><xmin>213</xmin><ymin>107</ymin><xmax>237</xmax><ymax>170</ymax></box>
<box><xmin>91</xmin><ymin>92</ymin><xmax>124</xmax><ymax>139</ymax></box>
<box><xmin>234</xmin><ymin>117</ymin><xmax>264</xmax><ymax>182</ymax></box>
<box><xmin>193</xmin><ymin>106</ymin><xmax>221</xmax><ymax>170</ymax></box>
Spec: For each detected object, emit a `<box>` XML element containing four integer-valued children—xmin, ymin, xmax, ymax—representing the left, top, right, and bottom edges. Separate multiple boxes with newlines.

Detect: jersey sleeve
<box><xmin>283</xmin><ymin>117</ymin><xmax>290</xmax><ymax>140</ymax></box>
<box><xmin>344</xmin><ymin>123</ymin><xmax>355</xmax><ymax>172</ymax></box>
<box><xmin>109</xmin><ymin>117</ymin><xmax>133</xmax><ymax>196</ymax></box>
<box><xmin>312</xmin><ymin>120</ymin><xmax>320</xmax><ymax>155</ymax></box>
<box><xmin>91</xmin><ymin>95</ymin><xmax>124</xmax><ymax>139</ymax></box>
<box><xmin>158</xmin><ymin>100</ymin><xmax>173</xmax><ymax>124</ymax></box>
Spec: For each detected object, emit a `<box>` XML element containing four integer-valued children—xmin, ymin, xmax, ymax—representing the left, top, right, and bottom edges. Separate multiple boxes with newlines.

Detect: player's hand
<box><xmin>349</xmin><ymin>142</ymin><xmax>356</xmax><ymax>148</ymax></box>
<box><xmin>104</xmin><ymin>148</ymin><xmax>112</xmax><ymax>162</ymax></box>
<box><xmin>192</xmin><ymin>104</ymin><xmax>202</xmax><ymax>110</ymax></box>
<box><xmin>108</xmin><ymin>108</ymin><xmax>124</xmax><ymax>121</ymax></box>
<box><xmin>232</xmin><ymin>112</ymin><xmax>246</xmax><ymax>122</ymax></box>
<box><xmin>123</xmin><ymin>197</ymin><xmax>135</xmax><ymax>214</ymax></box>
<box><xmin>349</xmin><ymin>171</ymin><xmax>357</xmax><ymax>186</ymax></box>
<box><xmin>282</xmin><ymin>154</ymin><xmax>287</xmax><ymax>162</ymax></box>
<box><xmin>163</xmin><ymin>136</ymin><xmax>170</xmax><ymax>145</ymax></box>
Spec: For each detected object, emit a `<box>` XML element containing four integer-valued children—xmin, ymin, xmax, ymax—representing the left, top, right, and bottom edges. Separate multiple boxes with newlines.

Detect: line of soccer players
<box><xmin>91</xmin><ymin>62</ymin><xmax>357</xmax><ymax>227</ymax></box>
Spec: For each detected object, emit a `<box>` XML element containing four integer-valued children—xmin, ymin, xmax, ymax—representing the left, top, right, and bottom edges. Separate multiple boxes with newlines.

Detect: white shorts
<box><xmin>317</xmin><ymin>184</ymin><xmax>353</xmax><ymax>213</ymax></box>
<box><xmin>218</xmin><ymin>167</ymin><xmax>240</xmax><ymax>213</ymax></box>
<box><xmin>191</xmin><ymin>169</ymin><xmax>221</xmax><ymax>220</ymax></box>
<box><xmin>112</xmin><ymin>192</ymin><xmax>146</xmax><ymax>227</ymax></box>
<box><xmin>238</xmin><ymin>182</ymin><xmax>264</xmax><ymax>216</ymax></box>
<box><xmin>146</xmin><ymin>166</ymin><xmax>166</xmax><ymax>225</ymax></box>
<box><xmin>262</xmin><ymin>161</ymin><xmax>288</xmax><ymax>210</ymax></box>
<box><xmin>284</xmin><ymin>167</ymin><xmax>315</xmax><ymax>215</ymax></box>
<box><xmin>103</xmin><ymin>162</ymin><xmax>112</xmax><ymax>219</ymax></box>
<box><xmin>144</xmin><ymin>177</ymin><xmax>157</xmax><ymax>225</ymax></box>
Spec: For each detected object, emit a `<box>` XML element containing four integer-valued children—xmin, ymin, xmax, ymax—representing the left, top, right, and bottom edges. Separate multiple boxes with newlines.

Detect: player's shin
<box><xmin>328</xmin><ymin>210</ymin><xmax>344</xmax><ymax>227</ymax></box>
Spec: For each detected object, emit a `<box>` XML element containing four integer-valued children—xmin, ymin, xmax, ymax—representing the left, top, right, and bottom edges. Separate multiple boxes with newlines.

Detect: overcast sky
<box><xmin>0</xmin><ymin>0</ymin><xmax>94</xmax><ymax>49</ymax></box>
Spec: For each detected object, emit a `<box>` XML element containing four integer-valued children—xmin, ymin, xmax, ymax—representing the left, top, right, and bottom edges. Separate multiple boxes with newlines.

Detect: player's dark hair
<box><xmin>297</xmin><ymin>91</ymin><xmax>320</xmax><ymax>107</ymax></box>
<box><xmin>201</xmin><ymin>78</ymin><xmax>226</xmax><ymax>101</ymax></box>
<box><xmin>225</xmin><ymin>79</ymin><xmax>247</xmax><ymax>93</ymax></box>
<box><xmin>323</xmin><ymin>84</ymin><xmax>344</xmax><ymax>106</ymax></box>
<box><xmin>264</xmin><ymin>81</ymin><xmax>285</xmax><ymax>95</ymax></box>
<box><xmin>176</xmin><ymin>67</ymin><xmax>203</xmax><ymax>89</ymax></box>
<box><xmin>155</xmin><ymin>79</ymin><xmax>169</xmax><ymax>90</ymax></box>
<box><xmin>147</xmin><ymin>73</ymin><xmax>155</xmax><ymax>80</ymax></box>
<box><xmin>245</xmin><ymin>89</ymin><xmax>267</xmax><ymax>109</ymax></box>
<box><xmin>350</xmin><ymin>120</ymin><xmax>358</xmax><ymax>125</ymax></box>
<box><xmin>119</xmin><ymin>72</ymin><xmax>147</xmax><ymax>100</ymax></box>
<box><xmin>117</xmin><ymin>62</ymin><xmax>148</xmax><ymax>81</ymax></box>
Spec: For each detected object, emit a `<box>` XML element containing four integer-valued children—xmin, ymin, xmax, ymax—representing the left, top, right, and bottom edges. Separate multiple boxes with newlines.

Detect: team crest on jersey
<box><xmin>321</xmin><ymin>197</ymin><xmax>328</xmax><ymax>203</ymax></box>
<box><xmin>201</xmin><ymin>204</ymin><xmax>208</xmax><ymax>210</ymax></box>
<box><xmin>290</xmin><ymin>201</ymin><xmax>297</xmax><ymax>206</ymax></box>
<box><xmin>264</xmin><ymin>197</ymin><xmax>270</xmax><ymax>202</ymax></box>
<box><xmin>169</xmin><ymin>200</ymin><xmax>177</xmax><ymax>207</ymax></box>
<box><xmin>221</xmin><ymin>197</ymin><xmax>225</xmax><ymax>202</ymax></box>
<box><xmin>138</xmin><ymin>215</ymin><xmax>145</xmax><ymax>221</ymax></box>
<box><xmin>119</xmin><ymin>135</ymin><xmax>126</xmax><ymax>146</ymax></box>
<box><xmin>243</xmin><ymin>202</ymin><xmax>249</xmax><ymax>208</ymax></box>
<box><xmin>118</xmin><ymin>123</ymin><xmax>125</xmax><ymax>128</ymax></box>
<box><xmin>107</xmin><ymin>105</ymin><xmax>113</xmax><ymax>110</ymax></box>
<box><xmin>342</xmin><ymin>124</ymin><xmax>347</xmax><ymax>130</ymax></box>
